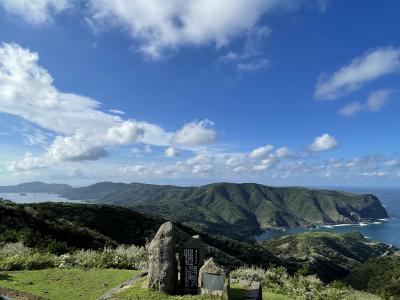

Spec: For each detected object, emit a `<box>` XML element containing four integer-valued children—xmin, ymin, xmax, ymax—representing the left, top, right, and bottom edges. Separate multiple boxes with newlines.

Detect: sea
<box><xmin>256</xmin><ymin>187</ymin><xmax>400</xmax><ymax>247</ymax></box>
<box><xmin>2</xmin><ymin>188</ymin><xmax>400</xmax><ymax>247</ymax></box>
<box><xmin>0</xmin><ymin>193</ymin><xmax>83</xmax><ymax>204</ymax></box>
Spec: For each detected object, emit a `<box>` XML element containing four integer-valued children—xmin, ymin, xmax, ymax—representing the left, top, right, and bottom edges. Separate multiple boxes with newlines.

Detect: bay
<box><xmin>256</xmin><ymin>187</ymin><xmax>400</xmax><ymax>247</ymax></box>
<box><xmin>0</xmin><ymin>193</ymin><xmax>84</xmax><ymax>204</ymax></box>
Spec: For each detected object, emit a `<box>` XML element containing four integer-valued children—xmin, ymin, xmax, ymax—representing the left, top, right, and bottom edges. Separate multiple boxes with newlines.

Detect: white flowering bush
<box><xmin>231</xmin><ymin>266</ymin><xmax>382</xmax><ymax>300</ymax></box>
<box><xmin>111</xmin><ymin>245</ymin><xmax>148</xmax><ymax>269</ymax></box>
<box><xmin>0</xmin><ymin>243</ymin><xmax>148</xmax><ymax>271</ymax></box>
<box><xmin>0</xmin><ymin>252</ymin><xmax>59</xmax><ymax>271</ymax></box>
<box><xmin>0</xmin><ymin>242</ymin><xmax>32</xmax><ymax>259</ymax></box>
<box><xmin>0</xmin><ymin>242</ymin><xmax>58</xmax><ymax>270</ymax></box>
<box><xmin>231</xmin><ymin>265</ymin><xmax>289</xmax><ymax>290</ymax></box>
<box><xmin>70</xmin><ymin>245</ymin><xmax>148</xmax><ymax>269</ymax></box>
<box><xmin>58</xmin><ymin>253</ymin><xmax>76</xmax><ymax>268</ymax></box>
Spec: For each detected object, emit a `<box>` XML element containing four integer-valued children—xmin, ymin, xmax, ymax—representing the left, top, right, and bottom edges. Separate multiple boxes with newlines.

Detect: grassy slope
<box><xmin>261</xmin><ymin>232</ymin><xmax>395</xmax><ymax>282</ymax></box>
<box><xmin>61</xmin><ymin>182</ymin><xmax>388</xmax><ymax>238</ymax></box>
<box><xmin>111</xmin><ymin>277</ymin><xmax>250</xmax><ymax>300</ymax></box>
<box><xmin>0</xmin><ymin>269</ymin><xmax>137</xmax><ymax>300</ymax></box>
<box><xmin>0</xmin><ymin>200</ymin><xmax>282</xmax><ymax>270</ymax></box>
<box><xmin>345</xmin><ymin>254</ymin><xmax>400</xmax><ymax>299</ymax></box>
<box><xmin>0</xmin><ymin>270</ymin><xmax>293</xmax><ymax>300</ymax></box>
<box><xmin>0</xmin><ymin>199</ymin><xmax>165</xmax><ymax>252</ymax></box>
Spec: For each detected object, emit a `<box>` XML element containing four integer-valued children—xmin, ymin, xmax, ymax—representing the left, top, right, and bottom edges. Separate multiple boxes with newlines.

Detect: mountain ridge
<box><xmin>0</xmin><ymin>181</ymin><xmax>72</xmax><ymax>194</ymax></box>
<box><xmin>64</xmin><ymin>182</ymin><xmax>388</xmax><ymax>231</ymax></box>
<box><xmin>1</xmin><ymin>181</ymin><xmax>387</xmax><ymax>239</ymax></box>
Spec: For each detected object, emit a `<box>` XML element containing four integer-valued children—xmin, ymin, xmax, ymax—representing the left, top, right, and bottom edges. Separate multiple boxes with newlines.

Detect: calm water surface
<box><xmin>0</xmin><ymin>193</ymin><xmax>83</xmax><ymax>204</ymax></box>
<box><xmin>257</xmin><ymin>187</ymin><xmax>400</xmax><ymax>247</ymax></box>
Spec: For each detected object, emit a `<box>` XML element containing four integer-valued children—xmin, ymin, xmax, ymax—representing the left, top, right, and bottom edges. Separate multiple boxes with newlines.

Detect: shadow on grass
<box><xmin>231</xmin><ymin>287</ymin><xmax>248</xmax><ymax>300</ymax></box>
<box><xmin>0</xmin><ymin>274</ymin><xmax>12</xmax><ymax>281</ymax></box>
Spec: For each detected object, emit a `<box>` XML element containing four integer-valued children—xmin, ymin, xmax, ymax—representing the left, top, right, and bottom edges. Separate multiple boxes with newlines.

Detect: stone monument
<box><xmin>147</xmin><ymin>221</ymin><xmax>178</xmax><ymax>294</ymax></box>
<box><xmin>198</xmin><ymin>257</ymin><xmax>230</xmax><ymax>299</ymax></box>
<box><xmin>180</xmin><ymin>235</ymin><xmax>205</xmax><ymax>294</ymax></box>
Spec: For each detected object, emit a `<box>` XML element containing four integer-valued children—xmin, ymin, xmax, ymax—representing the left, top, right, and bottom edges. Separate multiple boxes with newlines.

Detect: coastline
<box><xmin>256</xmin><ymin>217</ymin><xmax>400</xmax><ymax>247</ymax></box>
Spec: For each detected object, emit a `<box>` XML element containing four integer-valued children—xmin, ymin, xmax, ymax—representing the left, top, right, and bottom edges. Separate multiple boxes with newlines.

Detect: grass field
<box><xmin>0</xmin><ymin>268</ymin><xmax>293</xmax><ymax>300</ymax></box>
<box><xmin>111</xmin><ymin>277</ymin><xmax>295</xmax><ymax>300</ymax></box>
<box><xmin>0</xmin><ymin>269</ymin><xmax>138</xmax><ymax>300</ymax></box>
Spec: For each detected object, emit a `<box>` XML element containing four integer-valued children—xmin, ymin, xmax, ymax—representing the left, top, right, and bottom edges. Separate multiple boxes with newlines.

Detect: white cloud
<box><xmin>315</xmin><ymin>47</ymin><xmax>400</xmax><ymax>100</ymax></box>
<box><xmin>339</xmin><ymin>89</ymin><xmax>394</xmax><ymax>116</ymax></box>
<box><xmin>338</xmin><ymin>102</ymin><xmax>363</xmax><ymax>117</ymax></box>
<box><xmin>115</xmin><ymin>152</ymin><xmax>400</xmax><ymax>181</ymax></box>
<box><xmin>165</xmin><ymin>147</ymin><xmax>178</xmax><ymax>158</ymax></box>
<box><xmin>0</xmin><ymin>0</ymin><xmax>325</xmax><ymax>64</ymax></box>
<box><xmin>0</xmin><ymin>0</ymin><xmax>71</xmax><ymax>24</ymax></box>
<box><xmin>224</xmin><ymin>155</ymin><xmax>244</xmax><ymax>167</ymax></box>
<box><xmin>219</xmin><ymin>26</ymin><xmax>270</xmax><ymax>72</ymax></box>
<box><xmin>249</xmin><ymin>144</ymin><xmax>274</xmax><ymax>159</ymax></box>
<box><xmin>0</xmin><ymin>0</ymin><xmax>324</xmax><ymax>66</ymax></box>
<box><xmin>8</xmin><ymin>152</ymin><xmax>47</xmax><ymax>171</ymax></box>
<box><xmin>109</xmin><ymin>109</ymin><xmax>125</xmax><ymax>115</ymax></box>
<box><xmin>253</xmin><ymin>157</ymin><xmax>278</xmax><ymax>171</ymax></box>
<box><xmin>87</xmin><ymin>0</ymin><xmax>299</xmax><ymax>60</ymax></box>
<box><xmin>309</xmin><ymin>133</ymin><xmax>338</xmax><ymax>152</ymax></box>
<box><xmin>362</xmin><ymin>171</ymin><xmax>389</xmax><ymax>177</ymax></box>
<box><xmin>173</xmin><ymin>120</ymin><xmax>216</xmax><ymax>147</ymax></box>
<box><xmin>8</xmin><ymin>145</ymin><xmax>400</xmax><ymax>183</ymax></box>
<box><xmin>385</xmin><ymin>159</ymin><xmax>399</xmax><ymax>167</ymax></box>
<box><xmin>237</xmin><ymin>59</ymin><xmax>269</xmax><ymax>72</ymax></box>
<box><xmin>20</xmin><ymin>128</ymin><xmax>48</xmax><ymax>146</ymax></box>
<box><xmin>275</xmin><ymin>146</ymin><xmax>295</xmax><ymax>158</ymax></box>
<box><xmin>0</xmin><ymin>43</ymin><xmax>216</xmax><ymax>170</ymax></box>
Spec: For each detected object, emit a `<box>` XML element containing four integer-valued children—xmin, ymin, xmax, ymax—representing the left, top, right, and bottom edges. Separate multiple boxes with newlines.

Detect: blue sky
<box><xmin>0</xmin><ymin>0</ymin><xmax>399</xmax><ymax>186</ymax></box>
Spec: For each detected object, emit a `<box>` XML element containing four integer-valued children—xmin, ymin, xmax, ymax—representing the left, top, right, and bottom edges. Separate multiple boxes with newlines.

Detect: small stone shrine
<box><xmin>180</xmin><ymin>235</ymin><xmax>205</xmax><ymax>294</ymax></box>
<box><xmin>147</xmin><ymin>221</ymin><xmax>178</xmax><ymax>294</ymax></box>
<box><xmin>198</xmin><ymin>257</ymin><xmax>231</xmax><ymax>299</ymax></box>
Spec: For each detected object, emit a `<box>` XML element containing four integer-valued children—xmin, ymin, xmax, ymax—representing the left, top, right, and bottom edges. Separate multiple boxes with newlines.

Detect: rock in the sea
<box><xmin>148</xmin><ymin>221</ymin><xmax>178</xmax><ymax>294</ymax></box>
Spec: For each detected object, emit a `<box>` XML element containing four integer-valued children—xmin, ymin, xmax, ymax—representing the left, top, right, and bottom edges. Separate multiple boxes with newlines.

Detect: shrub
<box><xmin>295</xmin><ymin>264</ymin><xmax>313</xmax><ymax>276</ymax></box>
<box><xmin>0</xmin><ymin>252</ymin><xmax>58</xmax><ymax>271</ymax></box>
<box><xmin>0</xmin><ymin>242</ymin><xmax>147</xmax><ymax>271</ymax></box>
<box><xmin>0</xmin><ymin>242</ymin><xmax>32</xmax><ymax>259</ymax></box>
<box><xmin>68</xmin><ymin>245</ymin><xmax>148</xmax><ymax>270</ymax></box>
<box><xmin>0</xmin><ymin>243</ymin><xmax>57</xmax><ymax>271</ymax></box>
<box><xmin>110</xmin><ymin>245</ymin><xmax>148</xmax><ymax>269</ymax></box>
<box><xmin>231</xmin><ymin>266</ymin><xmax>382</xmax><ymax>300</ymax></box>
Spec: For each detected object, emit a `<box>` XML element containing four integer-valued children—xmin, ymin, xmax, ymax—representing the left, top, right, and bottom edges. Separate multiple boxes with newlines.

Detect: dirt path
<box><xmin>97</xmin><ymin>270</ymin><xmax>148</xmax><ymax>300</ymax></box>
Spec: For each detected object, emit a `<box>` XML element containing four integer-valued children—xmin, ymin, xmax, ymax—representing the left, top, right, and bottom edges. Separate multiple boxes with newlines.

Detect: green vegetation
<box><xmin>0</xmin><ymin>242</ymin><xmax>147</xmax><ymax>271</ymax></box>
<box><xmin>110</xmin><ymin>277</ymin><xmax>249</xmax><ymax>300</ymax></box>
<box><xmin>0</xmin><ymin>200</ymin><xmax>282</xmax><ymax>270</ymax></box>
<box><xmin>231</xmin><ymin>266</ymin><xmax>381</xmax><ymax>300</ymax></box>
<box><xmin>346</xmin><ymin>254</ymin><xmax>400</xmax><ymax>299</ymax></box>
<box><xmin>0</xmin><ymin>268</ymin><xmax>137</xmax><ymax>300</ymax></box>
<box><xmin>0</xmin><ymin>199</ymin><xmax>164</xmax><ymax>253</ymax></box>
<box><xmin>60</xmin><ymin>182</ymin><xmax>388</xmax><ymax>238</ymax></box>
<box><xmin>261</xmin><ymin>231</ymin><xmax>395</xmax><ymax>281</ymax></box>
<box><xmin>0</xmin><ymin>192</ymin><xmax>394</xmax><ymax>299</ymax></box>
<box><xmin>0</xmin><ymin>267</ymin><xmax>384</xmax><ymax>300</ymax></box>
<box><xmin>1</xmin><ymin>181</ymin><xmax>388</xmax><ymax>239</ymax></box>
